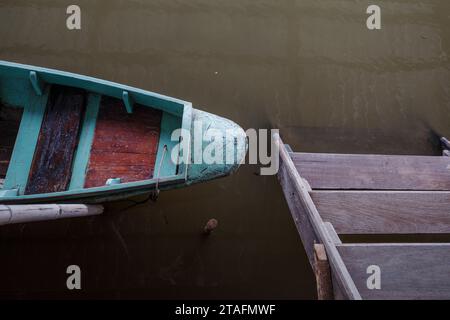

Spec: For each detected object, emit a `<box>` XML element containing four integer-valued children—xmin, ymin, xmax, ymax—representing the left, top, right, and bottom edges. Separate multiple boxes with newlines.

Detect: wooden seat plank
<box><xmin>292</xmin><ymin>152</ymin><xmax>450</xmax><ymax>190</ymax></box>
<box><xmin>338</xmin><ymin>243</ymin><xmax>450</xmax><ymax>300</ymax></box>
<box><xmin>312</xmin><ymin>191</ymin><xmax>450</xmax><ymax>234</ymax></box>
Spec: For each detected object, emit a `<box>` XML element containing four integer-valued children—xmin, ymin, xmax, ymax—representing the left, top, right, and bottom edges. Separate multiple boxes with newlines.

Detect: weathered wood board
<box><xmin>324</xmin><ymin>222</ymin><xmax>342</xmax><ymax>244</ymax></box>
<box><xmin>25</xmin><ymin>85</ymin><xmax>86</xmax><ymax>194</ymax></box>
<box><xmin>278</xmin><ymin>159</ymin><xmax>320</xmax><ymax>267</ymax></box>
<box><xmin>0</xmin><ymin>103</ymin><xmax>23</xmax><ymax>178</ymax></box>
<box><xmin>84</xmin><ymin>96</ymin><xmax>162</xmax><ymax>188</ymax></box>
<box><xmin>292</xmin><ymin>153</ymin><xmax>450</xmax><ymax>190</ymax></box>
<box><xmin>338</xmin><ymin>243</ymin><xmax>450</xmax><ymax>300</ymax></box>
<box><xmin>276</xmin><ymin>135</ymin><xmax>362</xmax><ymax>300</ymax></box>
<box><xmin>312</xmin><ymin>191</ymin><xmax>450</xmax><ymax>234</ymax></box>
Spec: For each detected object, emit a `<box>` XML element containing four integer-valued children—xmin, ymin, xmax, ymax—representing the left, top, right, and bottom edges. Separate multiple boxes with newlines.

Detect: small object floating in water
<box><xmin>0</xmin><ymin>60</ymin><xmax>247</xmax><ymax>204</ymax></box>
<box><xmin>203</xmin><ymin>218</ymin><xmax>219</xmax><ymax>235</ymax></box>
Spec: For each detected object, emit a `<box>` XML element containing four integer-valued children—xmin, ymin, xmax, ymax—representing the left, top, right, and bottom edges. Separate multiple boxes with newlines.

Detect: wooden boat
<box><xmin>0</xmin><ymin>60</ymin><xmax>247</xmax><ymax>204</ymax></box>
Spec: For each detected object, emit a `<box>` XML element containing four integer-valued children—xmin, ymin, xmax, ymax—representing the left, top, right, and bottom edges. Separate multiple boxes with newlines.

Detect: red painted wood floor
<box><xmin>84</xmin><ymin>96</ymin><xmax>162</xmax><ymax>188</ymax></box>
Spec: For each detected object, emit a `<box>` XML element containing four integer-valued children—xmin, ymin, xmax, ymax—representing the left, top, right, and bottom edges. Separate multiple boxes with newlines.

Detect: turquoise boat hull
<box><xmin>0</xmin><ymin>61</ymin><xmax>247</xmax><ymax>204</ymax></box>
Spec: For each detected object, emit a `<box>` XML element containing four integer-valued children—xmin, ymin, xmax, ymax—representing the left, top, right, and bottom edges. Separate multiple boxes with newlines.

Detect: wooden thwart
<box><xmin>312</xmin><ymin>191</ymin><xmax>450</xmax><ymax>234</ymax></box>
<box><xmin>338</xmin><ymin>243</ymin><xmax>450</xmax><ymax>300</ymax></box>
<box><xmin>292</xmin><ymin>152</ymin><xmax>450</xmax><ymax>190</ymax></box>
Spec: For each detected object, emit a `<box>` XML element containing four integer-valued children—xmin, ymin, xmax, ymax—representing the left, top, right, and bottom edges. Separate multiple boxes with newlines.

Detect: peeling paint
<box><xmin>186</xmin><ymin>109</ymin><xmax>247</xmax><ymax>185</ymax></box>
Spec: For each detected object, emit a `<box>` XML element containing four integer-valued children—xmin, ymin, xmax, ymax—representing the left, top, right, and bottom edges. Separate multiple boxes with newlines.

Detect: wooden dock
<box><xmin>274</xmin><ymin>133</ymin><xmax>450</xmax><ymax>300</ymax></box>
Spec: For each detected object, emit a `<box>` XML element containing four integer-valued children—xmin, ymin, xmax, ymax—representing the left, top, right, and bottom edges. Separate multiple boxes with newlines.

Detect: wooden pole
<box><xmin>0</xmin><ymin>204</ymin><xmax>104</xmax><ymax>226</ymax></box>
<box><xmin>314</xmin><ymin>244</ymin><xmax>334</xmax><ymax>300</ymax></box>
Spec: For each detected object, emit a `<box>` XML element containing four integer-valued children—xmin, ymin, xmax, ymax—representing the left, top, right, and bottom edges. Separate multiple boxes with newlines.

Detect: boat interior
<box><xmin>0</xmin><ymin>61</ymin><xmax>191</xmax><ymax>201</ymax></box>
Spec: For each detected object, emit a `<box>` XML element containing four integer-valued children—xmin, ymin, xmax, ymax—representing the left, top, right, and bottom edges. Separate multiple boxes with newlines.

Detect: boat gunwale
<box><xmin>0</xmin><ymin>174</ymin><xmax>184</xmax><ymax>203</ymax></box>
<box><xmin>0</xmin><ymin>60</ymin><xmax>191</xmax><ymax>116</ymax></box>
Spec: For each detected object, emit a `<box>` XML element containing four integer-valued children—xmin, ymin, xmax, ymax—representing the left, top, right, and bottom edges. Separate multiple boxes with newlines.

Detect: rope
<box><xmin>155</xmin><ymin>144</ymin><xmax>167</xmax><ymax>197</ymax></box>
<box><xmin>119</xmin><ymin>144</ymin><xmax>168</xmax><ymax>211</ymax></box>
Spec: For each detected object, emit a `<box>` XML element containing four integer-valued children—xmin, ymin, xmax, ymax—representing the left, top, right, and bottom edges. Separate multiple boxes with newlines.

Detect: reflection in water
<box><xmin>0</xmin><ymin>0</ymin><xmax>449</xmax><ymax>298</ymax></box>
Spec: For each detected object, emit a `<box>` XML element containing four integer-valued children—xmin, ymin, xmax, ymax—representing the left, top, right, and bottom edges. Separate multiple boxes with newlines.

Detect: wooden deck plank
<box><xmin>84</xmin><ymin>96</ymin><xmax>162</xmax><ymax>188</ymax></box>
<box><xmin>278</xmin><ymin>159</ymin><xmax>320</xmax><ymax>266</ymax></box>
<box><xmin>25</xmin><ymin>85</ymin><xmax>86</xmax><ymax>195</ymax></box>
<box><xmin>292</xmin><ymin>153</ymin><xmax>450</xmax><ymax>190</ymax></box>
<box><xmin>338</xmin><ymin>243</ymin><xmax>450</xmax><ymax>300</ymax></box>
<box><xmin>312</xmin><ymin>191</ymin><xmax>450</xmax><ymax>234</ymax></box>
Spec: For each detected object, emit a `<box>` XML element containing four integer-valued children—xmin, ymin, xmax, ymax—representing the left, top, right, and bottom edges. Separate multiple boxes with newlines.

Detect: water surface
<box><xmin>0</xmin><ymin>0</ymin><xmax>449</xmax><ymax>299</ymax></box>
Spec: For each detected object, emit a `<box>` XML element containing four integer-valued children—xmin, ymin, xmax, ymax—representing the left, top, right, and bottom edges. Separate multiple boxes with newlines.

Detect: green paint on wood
<box><xmin>186</xmin><ymin>110</ymin><xmax>247</xmax><ymax>185</ymax></box>
<box><xmin>154</xmin><ymin>112</ymin><xmax>182</xmax><ymax>178</ymax></box>
<box><xmin>0</xmin><ymin>76</ymin><xmax>34</xmax><ymax>109</ymax></box>
<box><xmin>3</xmin><ymin>87</ymin><xmax>49</xmax><ymax>194</ymax></box>
<box><xmin>69</xmin><ymin>93</ymin><xmax>101</xmax><ymax>190</ymax></box>
<box><xmin>0</xmin><ymin>188</ymin><xmax>18</xmax><ymax>197</ymax></box>
<box><xmin>0</xmin><ymin>60</ymin><xmax>247</xmax><ymax>204</ymax></box>
<box><xmin>0</xmin><ymin>60</ymin><xmax>186</xmax><ymax>117</ymax></box>
<box><xmin>122</xmin><ymin>91</ymin><xmax>134</xmax><ymax>114</ymax></box>
<box><xmin>29</xmin><ymin>71</ymin><xmax>44</xmax><ymax>96</ymax></box>
<box><xmin>178</xmin><ymin>104</ymin><xmax>193</xmax><ymax>179</ymax></box>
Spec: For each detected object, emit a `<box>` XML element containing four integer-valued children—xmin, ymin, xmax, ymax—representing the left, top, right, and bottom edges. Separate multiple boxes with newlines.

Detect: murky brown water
<box><xmin>0</xmin><ymin>0</ymin><xmax>449</xmax><ymax>299</ymax></box>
